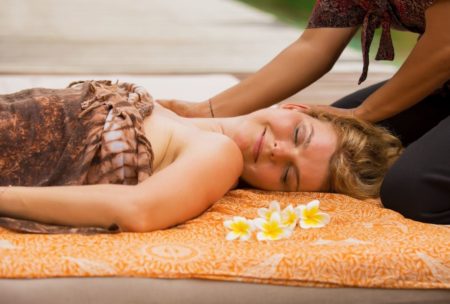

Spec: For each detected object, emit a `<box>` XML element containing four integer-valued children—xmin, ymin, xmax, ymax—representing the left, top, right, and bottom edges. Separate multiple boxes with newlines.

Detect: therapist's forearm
<box><xmin>354</xmin><ymin>37</ymin><xmax>449</xmax><ymax>122</ymax></box>
<box><xmin>211</xmin><ymin>42</ymin><xmax>329</xmax><ymax>116</ymax></box>
<box><xmin>354</xmin><ymin>1</ymin><xmax>450</xmax><ymax>123</ymax></box>
<box><xmin>210</xmin><ymin>27</ymin><xmax>357</xmax><ymax>117</ymax></box>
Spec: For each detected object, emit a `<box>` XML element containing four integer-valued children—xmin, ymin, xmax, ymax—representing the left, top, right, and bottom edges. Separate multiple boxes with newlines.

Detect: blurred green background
<box><xmin>238</xmin><ymin>0</ymin><xmax>418</xmax><ymax>66</ymax></box>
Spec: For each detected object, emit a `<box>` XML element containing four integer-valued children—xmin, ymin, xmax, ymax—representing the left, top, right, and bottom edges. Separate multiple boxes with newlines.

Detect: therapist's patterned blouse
<box><xmin>307</xmin><ymin>0</ymin><xmax>435</xmax><ymax>84</ymax></box>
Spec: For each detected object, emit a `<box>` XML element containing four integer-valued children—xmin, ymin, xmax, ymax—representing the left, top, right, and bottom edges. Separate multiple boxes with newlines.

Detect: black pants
<box><xmin>332</xmin><ymin>81</ymin><xmax>450</xmax><ymax>224</ymax></box>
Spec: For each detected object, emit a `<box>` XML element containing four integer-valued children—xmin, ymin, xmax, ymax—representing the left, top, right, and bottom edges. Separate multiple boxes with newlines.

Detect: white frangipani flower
<box><xmin>298</xmin><ymin>200</ymin><xmax>330</xmax><ymax>229</ymax></box>
<box><xmin>281</xmin><ymin>204</ymin><xmax>301</xmax><ymax>229</ymax></box>
<box><xmin>257</xmin><ymin>200</ymin><xmax>281</xmax><ymax>220</ymax></box>
<box><xmin>253</xmin><ymin>212</ymin><xmax>292</xmax><ymax>241</ymax></box>
<box><xmin>224</xmin><ymin>216</ymin><xmax>255</xmax><ymax>241</ymax></box>
<box><xmin>224</xmin><ymin>200</ymin><xmax>330</xmax><ymax>241</ymax></box>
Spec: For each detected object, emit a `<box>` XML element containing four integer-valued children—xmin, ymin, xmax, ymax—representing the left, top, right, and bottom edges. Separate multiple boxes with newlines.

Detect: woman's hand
<box><xmin>157</xmin><ymin>99</ymin><xmax>211</xmax><ymax>118</ymax></box>
<box><xmin>0</xmin><ymin>186</ymin><xmax>12</xmax><ymax>213</ymax></box>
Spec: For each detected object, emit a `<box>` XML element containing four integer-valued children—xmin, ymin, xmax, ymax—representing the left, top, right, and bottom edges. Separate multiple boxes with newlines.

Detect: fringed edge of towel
<box><xmin>0</xmin><ymin>217</ymin><xmax>121</xmax><ymax>235</ymax></box>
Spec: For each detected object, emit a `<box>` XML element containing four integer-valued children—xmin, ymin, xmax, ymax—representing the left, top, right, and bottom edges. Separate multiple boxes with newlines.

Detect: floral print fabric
<box><xmin>1</xmin><ymin>190</ymin><xmax>448</xmax><ymax>289</ymax></box>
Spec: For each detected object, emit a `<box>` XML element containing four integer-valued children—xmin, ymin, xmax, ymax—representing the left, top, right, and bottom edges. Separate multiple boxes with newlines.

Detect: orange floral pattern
<box><xmin>0</xmin><ymin>190</ymin><xmax>449</xmax><ymax>288</ymax></box>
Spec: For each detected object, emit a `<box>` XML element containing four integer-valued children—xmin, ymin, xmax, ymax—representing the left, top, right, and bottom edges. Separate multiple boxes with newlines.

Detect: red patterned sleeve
<box><xmin>307</xmin><ymin>0</ymin><xmax>365</xmax><ymax>28</ymax></box>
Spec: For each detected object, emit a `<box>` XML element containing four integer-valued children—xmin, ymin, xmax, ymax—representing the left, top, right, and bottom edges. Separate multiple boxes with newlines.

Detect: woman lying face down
<box><xmin>0</xmin><ymin>82</ymin><xmax>402</xmax><ymax>232</ymax></box>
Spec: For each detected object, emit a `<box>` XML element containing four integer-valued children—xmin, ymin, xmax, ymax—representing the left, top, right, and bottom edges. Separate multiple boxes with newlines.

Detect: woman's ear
<box><xmin>279</xmin><ymin>103</ymin><xmax>311</xmax><ymax>113</ymax></box>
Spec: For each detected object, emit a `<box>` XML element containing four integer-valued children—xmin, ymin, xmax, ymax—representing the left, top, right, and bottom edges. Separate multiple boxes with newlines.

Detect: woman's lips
<box><xmin>253</xmin><ymin>127</ymin><xmax>266</xmax><ymax>163</ymax></box>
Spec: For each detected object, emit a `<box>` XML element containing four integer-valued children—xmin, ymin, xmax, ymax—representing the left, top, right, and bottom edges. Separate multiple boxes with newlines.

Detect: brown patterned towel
<box><xmin>0</xmin><ymin>80</ymin><xmax>154</xmax><ymax>233</ymax></box>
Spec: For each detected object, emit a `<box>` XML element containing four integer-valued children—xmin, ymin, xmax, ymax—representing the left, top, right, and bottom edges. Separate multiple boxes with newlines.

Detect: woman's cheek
<box><xmin>249</xmin><ymin>164</ymin><xmax>280</xmax><ymax>189</ymax></box>
<box><xmin>233</xmin><ymin>133</ymin><xmax>250</xmax><ymax>152</ymax></box>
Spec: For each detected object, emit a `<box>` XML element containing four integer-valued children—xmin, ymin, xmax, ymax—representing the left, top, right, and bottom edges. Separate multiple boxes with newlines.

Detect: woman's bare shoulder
<box><xmin>131</xmin><ymin>130</ymin><xmax>243</xmax><ymax>230</ymax></box>
<box><xmin>173</xmin><ymin>132</ymin><xmax>243</xmax><ymax>204</ymax></box>
<box><xmin>185</xmin><ymin>131</ymin><xmax>243</xmax><ymax>174</ymax></box>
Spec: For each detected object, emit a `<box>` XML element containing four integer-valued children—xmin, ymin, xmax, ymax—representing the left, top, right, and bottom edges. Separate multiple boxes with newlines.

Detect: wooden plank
<box><xmin>0</xmin><ymin>0</ymin><xmax>395</xmax><ymax>103</ymax></box>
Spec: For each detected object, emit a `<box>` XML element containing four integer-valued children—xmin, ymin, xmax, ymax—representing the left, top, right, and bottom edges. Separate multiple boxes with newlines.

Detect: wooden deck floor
<box><xmin>0</xmin><ymin>0</ymin><xmax>396</xmax><ymax>103</ymax></box>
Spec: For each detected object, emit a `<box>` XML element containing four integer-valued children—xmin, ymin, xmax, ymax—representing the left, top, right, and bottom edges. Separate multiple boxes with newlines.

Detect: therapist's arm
<box><xmin>353</xmin><ymin>0</ymin><xmax>450</xmax><ymax>123</ymax></box>
<box><xmin>205</xmin><ymin>27</ymin><xmax>358</xmax><ymax>117</ymax></box>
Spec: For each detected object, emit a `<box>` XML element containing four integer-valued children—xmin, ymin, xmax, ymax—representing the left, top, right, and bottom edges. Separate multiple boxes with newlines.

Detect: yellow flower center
<box><xmin>302</xmin><ymin>210</ymin><xmax>324</xmax><ymax>226</ymax></box>
<box><xmin>231</xmin><ymin>221</ymin><xmax>250</xmax><ymax>235</ymax></box>
<box><xmin>263</xmin><ymin>221</ymin><xmax>283</xmax><ymax>239</ymax></box>
<box><xmin>265</xmin><ymin>210</ymin><xmax>274</xmax><ymax>220</ymax></box>
<box><xmin>284</xmin><ymin>211</ymin><xmax>297</xmax><ymax>226</ymax></box>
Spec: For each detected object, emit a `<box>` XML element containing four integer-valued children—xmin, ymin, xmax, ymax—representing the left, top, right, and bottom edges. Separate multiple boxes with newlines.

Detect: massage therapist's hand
<box><xmin>308</xmin><ymin>104</ymin><xmax>358</xmax><ymax>119</ymax></box>
<box><xmin>157</xmin><ymin>99</ymin><xmax>212</xmax><ymax>118</ymax></box>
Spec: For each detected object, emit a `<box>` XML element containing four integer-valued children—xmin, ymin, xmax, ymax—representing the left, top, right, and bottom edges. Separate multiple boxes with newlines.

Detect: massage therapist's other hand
<box><xmin>157</xmin><ymin>99</ymin><xmax>211</xmax><ymax>118</ymax></box>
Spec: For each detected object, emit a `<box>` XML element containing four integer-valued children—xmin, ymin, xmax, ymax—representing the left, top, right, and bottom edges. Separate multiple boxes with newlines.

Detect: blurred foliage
<box><xmin>237</xmin><ymin>0</ymin><xmax>316</xmax><ymax>26</ymax></box>
<box><xmin>237</xmin><ymin>0</ymin><xmax>418</xmax><ymax>66</ymax></box>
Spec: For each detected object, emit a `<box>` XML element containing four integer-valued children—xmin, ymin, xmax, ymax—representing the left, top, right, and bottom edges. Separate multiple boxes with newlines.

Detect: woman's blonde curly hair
<box><xmin>309</xmin><ymin>110</ymin><xmax>403</xmax><ymax>199</ymax></box>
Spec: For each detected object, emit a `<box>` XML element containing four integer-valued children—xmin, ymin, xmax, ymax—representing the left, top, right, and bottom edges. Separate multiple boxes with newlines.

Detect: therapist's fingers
<box><xmin>308</xmin><ymin>104</ymin><xmax>357</xmax><ymax>118</ymax></box>
<box><xmin>156</xmin><ymin>99</ymin><xmax>208</xmax><ymax>117</ymax></box>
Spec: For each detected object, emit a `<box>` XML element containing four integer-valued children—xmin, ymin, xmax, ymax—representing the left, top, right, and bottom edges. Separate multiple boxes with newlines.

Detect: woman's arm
<box><xmin>129</xmin><ymin>134</ymin><xmax>243</xmax><ymax>232</ymax></box>
<box><xmin>0</xmin><ymin>184</ymin><xmax>131</xmax><ymax>230</ymax></box>
<box><xmin>210</xmin><ymin>26</ymin><xmax>358</xmax><ymax>117</ymax></box>
<box><xmin>0</xmin><ymin>135</ymin><xmax>243</xmax><ymax>232</ymax></box>
<box><xmin>353</xmin><ymin>0</ymin><xmax>450</xmax><ymax>123</ymax></box>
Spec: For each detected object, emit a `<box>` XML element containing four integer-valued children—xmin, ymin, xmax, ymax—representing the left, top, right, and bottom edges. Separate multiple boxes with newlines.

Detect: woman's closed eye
<box><xmin>281</xmin><ymin>165</ymin><xmax>290</xmax><ymax>185</ymax></box>
<box><xmin>294</xmin><ymin>123</ymin><xmax>308</xmax><ymax>146</ymax></box>
<box><xmin>295</xmin><ymin>123</ymin><xmax>313</xmax><ymax>148</ymax></box>
<box><xmin>281</xmin><ymin>165</ymin><xmax>298</xmax><ymax>191</ymax></box>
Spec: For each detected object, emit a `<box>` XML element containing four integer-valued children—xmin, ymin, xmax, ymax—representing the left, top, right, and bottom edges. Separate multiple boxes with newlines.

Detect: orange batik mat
<box><xmin>0</xmin><ymin>190</ymin><xmax>449</xmax><ymax>288</ymax></box>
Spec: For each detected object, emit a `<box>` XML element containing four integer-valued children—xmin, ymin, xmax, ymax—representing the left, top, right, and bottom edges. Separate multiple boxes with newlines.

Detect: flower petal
<box><xmin>269</xmin><ymin>233</ymin><xmax>284</xmax><ymax>241</ymax></box>
<box><xmin>240</xmin><ymin>233</ymin><xmax>251</xmax><ymax>241</ymax></box>
<box><xmin>283</xmin><ymin>204</ymin><xmax>294</xmax><ymax>213</ymax></box>
<box><xmin>226</xmin><ymin>232</ymin><xmax>240</xmax><ymax>240</ymax></box>
<box><xmin>294</xmin><ymin>206</ymin><xmax>302</xmax><ymax>217</ymax></box>
<box><xmin>257</xmin><ymin>208</ymin><xmax>268</xmax><ymax>218</ymax></box>
<box><xmin>299</xmin><ymin>212</ymin><xmax>330</xmax><ymax>229</ymax></box>
<box><xmin>316</xmin><ymin>212</ymin><xmax>331</xmax><ymax>226</ymax></box>
<box><xmin>223</xmin><ymin>220</ymin><xmax>233</xmax><ymax>228</ymax></box>
<box><xmin>248</xmin><ymin>220</ymin><xmax>256</xmax><ymax>230</ymax></box>
<box><xmin>270</xmin><ymin>211</ymin><xmax>282</xmax><ymax>223</ymax></box>
<box><xmin>282</xmin><ymin>205</ymin><xmax>299</xmax><ymax>228</ymax></box>
<box><xmin>252</xmin><ymin>218</ymin><xmax>266</xmax><ymax>230</ymax></box>
<box><xmin>282</xmin><ymin>228</ymin><xmax>293</xmax><ymax>239</ymax></box>
<box><xmin>298</xmin><ymin>205</ymin><xmax>307</xmax><ymax>217</ymax></box>
<box><xmin>270</xmin><ymin>200</ymin><xmax>281</xmax><ymax>212</ymax></box>
<box><xmin>285</xmin><ymin>221</ymin><xmax>297</xmax><ymax>230</ymax></box>
<box><xmin>321</xmin><ymin>211</ymin><xmax>330</xmax><ymax>222</ymax></box>
<box><xmin>233</xmin><ymin>216</ymin><xmax>247</xmax><ymax>222</ymax></box>
<box><xmin>256</xmin><ymin>231</ymin><xmax>267</xmax><ymax>241</ymax></box>
<box><xmin>299</xmin><ymin>220</ymin><xmax>313</xmax><ymax>229</ymax></box>
<box><xmin>306</xmin><ymin>200</ymin><xmax>320</xmax><ymax>211</ymax></box>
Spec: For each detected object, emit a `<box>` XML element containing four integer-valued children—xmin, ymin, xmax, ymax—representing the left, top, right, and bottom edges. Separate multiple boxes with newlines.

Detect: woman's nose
<box><xmin>270</xmin><ymin>141</ymin><xmax>293</xmax><ymax>160</ymax></box>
